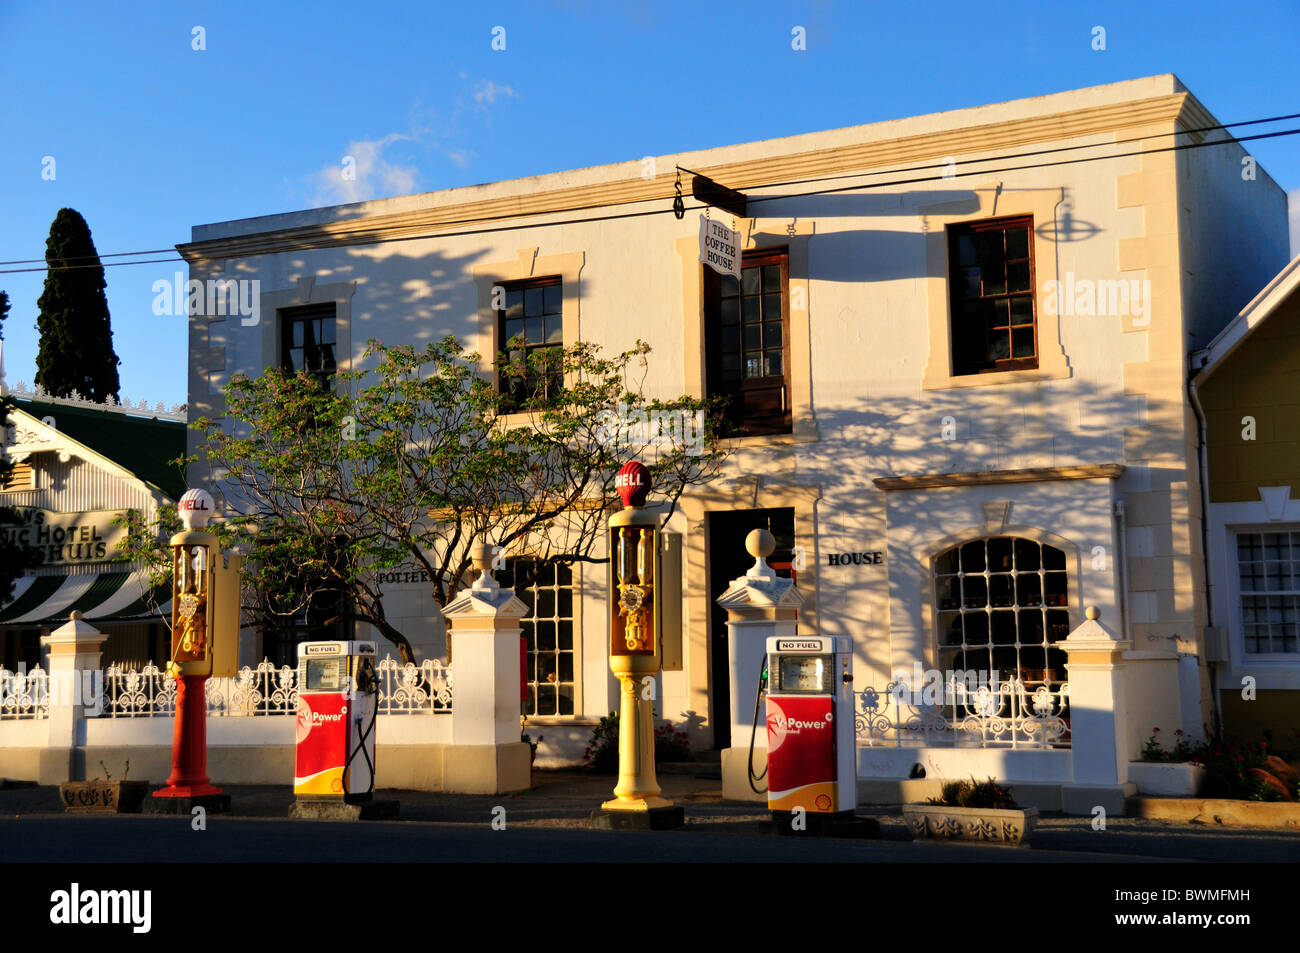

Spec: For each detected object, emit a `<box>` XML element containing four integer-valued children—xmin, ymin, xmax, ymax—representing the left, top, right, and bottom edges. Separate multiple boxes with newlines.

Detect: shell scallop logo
<box><xmin>815</xmin><ymin>794</ymin><xmax>832</xmax><ymax>812</ymax></box>
<box><xmin>615</xmin><ymin>460</ymin><xmax>651</xmax><ymax>508</ymax></box>
<box><xmin>295</xmin><ymin>697</ymin><xmax>313</xmax><ymax>744</ymax></box>
<box><xmin>766</xmin><ymin>700</ymin><xmax>788</xmax><ymax>755</ymax></box>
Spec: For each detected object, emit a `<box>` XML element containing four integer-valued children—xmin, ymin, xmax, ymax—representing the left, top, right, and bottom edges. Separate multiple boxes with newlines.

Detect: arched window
<box><xmin>933</xmin><ymin>536</ymin><xmax>1071</xmax><ymax>686</ymax></box>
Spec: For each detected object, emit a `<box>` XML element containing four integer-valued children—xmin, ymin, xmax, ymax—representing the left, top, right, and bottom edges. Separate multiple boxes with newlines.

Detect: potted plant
<box><xmin>58</xmin><ymin>761</ymin><xmax>150</xmax><ymax>814</ymax></box>
<box><xmin>902</xmin><ymin>776</ymin><xmax>1037</xmax><ymax>846</ymax></box>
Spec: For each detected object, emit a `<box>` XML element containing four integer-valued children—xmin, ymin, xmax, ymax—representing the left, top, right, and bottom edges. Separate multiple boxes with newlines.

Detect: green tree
<box><xmin>34</xmin><ymin>208</ymin><xmax>121</xmax><ymax>402</ymax></box>
<box><xmin>0</xmin><ymin>290</ymin><xmax>46</xmax><ymax>603</ymax></box>
<box><xmin>174</xmin><ymin>336</ymin><xmax>726</xmax><ymax>663</ymax></box>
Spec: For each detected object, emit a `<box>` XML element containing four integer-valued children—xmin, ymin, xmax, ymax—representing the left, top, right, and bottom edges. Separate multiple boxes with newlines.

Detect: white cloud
<box><xmin>1290</xmin><ymin>189</ymin><xmax>1300</xmax><ymax>260</ymax></box>
<box><xmin>473</xmin><ymin>80</ymin><xmax>516</xmax><ymax>110</ymax></box>
<box><xmin>307</xmin><ymin>133</ymin><xmax>419</xmax><ymax>206</ymax></box>
<box><xmin>300</xmin><ymin>77</ymin><xmax>517</xmax><ymax>207</ymax></box>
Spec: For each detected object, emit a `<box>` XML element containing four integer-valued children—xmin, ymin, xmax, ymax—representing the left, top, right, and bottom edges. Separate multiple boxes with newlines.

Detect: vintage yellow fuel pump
<box><xmin>148</xmin><ymin>488</ymin><xmax>242</xmax><ymax>812</ymax></box>
<box><xmin>594</xmin><ymin>461</ymin><xmax>683</xmax><ymax>829</ymax></box>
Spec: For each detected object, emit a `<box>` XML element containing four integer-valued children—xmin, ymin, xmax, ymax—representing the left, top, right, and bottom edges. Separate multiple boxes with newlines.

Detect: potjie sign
<box><xmin>699</xmin><ymin>215</ymin><xmax>743</xmax><ymax>281</ymax></box>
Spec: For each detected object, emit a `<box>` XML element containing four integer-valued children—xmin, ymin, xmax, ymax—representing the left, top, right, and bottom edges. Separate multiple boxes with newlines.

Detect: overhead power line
<box><xmin>1</xmin><ymin>111</ymin><xmax>1297</xmax><ymax>276</ymax></box>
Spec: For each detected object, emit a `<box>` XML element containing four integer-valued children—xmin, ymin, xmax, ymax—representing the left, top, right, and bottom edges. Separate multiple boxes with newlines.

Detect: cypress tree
<box><xmin>34</xmin><ymin>208</ymin><xmax>121</xmax><ymax>402</ymax></box>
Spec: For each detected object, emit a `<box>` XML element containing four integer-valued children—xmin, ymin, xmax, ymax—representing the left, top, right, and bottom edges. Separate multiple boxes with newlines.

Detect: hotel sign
<box><xmin>0</xmin><ymin>508</ymin><xmax>128</xmax><ymax>565</ymax></box>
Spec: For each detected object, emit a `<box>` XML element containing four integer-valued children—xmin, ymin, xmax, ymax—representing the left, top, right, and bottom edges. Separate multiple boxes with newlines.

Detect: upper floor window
<box><xmin>948</xmin><ymin>217</ymin><xmax>1036</xmax><ymax>376</ymax></box>
<box><xmin>934</xmin><ymin>536</ymin><xmax>1070</xmax><ymax>686</ymax></box>
<box><xmin>497</xmin><ymin>278</ymin><xmax>563</xmax><ymax>409</ymax></box>
<box><xmin>705</xmin><ymin>248</ymin><xmax>791</xmax><ymax>436</ymax></box>
<box><xmin>280</xmin><ymin>303</ymin><xmax>337</xmax><ymax>383</ymax></box>
<box><xmin>1237</xmin><ymin>530</ymin><xmax>1300</xmax><ymax>655</ymax></box>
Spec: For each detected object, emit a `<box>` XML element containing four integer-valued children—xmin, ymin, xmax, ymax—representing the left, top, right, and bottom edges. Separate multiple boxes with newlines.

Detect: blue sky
<box><xmin>1</xmin><ymin>0</ymin><xmax>1298</xmax><ymax>406</ymax></box>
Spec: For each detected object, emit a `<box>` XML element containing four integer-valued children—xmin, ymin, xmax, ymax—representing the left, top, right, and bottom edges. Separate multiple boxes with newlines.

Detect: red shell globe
<box><xmin>615</xmin><ymin>460</ymin><xmax>651</xmax><ymax>507</ymax></box>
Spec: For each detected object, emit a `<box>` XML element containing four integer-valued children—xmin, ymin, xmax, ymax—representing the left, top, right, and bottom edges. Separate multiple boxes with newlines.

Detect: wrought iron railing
<box><xmin>0</xmin><ymin>665</ymin><xmax>50</xmax><ymax>720</ymax></box>
<box><xmin>376</xmin><ymin>656</ymin><xmax>452</xmax><ymax>714</ymax></box>
<box><xmin>855</xmin><ymin>678</ymin><xmax>1070</xmax><ymax>749</ymax></box>
<box><xmin>100</xmin><ymin>656</ymin><xmax>452</xmax><ymax>718</ymax></box>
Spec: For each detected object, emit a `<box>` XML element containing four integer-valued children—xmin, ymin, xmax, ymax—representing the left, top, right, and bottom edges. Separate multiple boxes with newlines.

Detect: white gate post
<box><xmin>440</xmin><ymin>542</ymin><xmax>531</xmax><ymax>794</ymax></box>
<box><xmin>715</xmin><ymin>529</ymin><xmax>804</xmax><ymax>802</ymax></box>
<box><xmin>39</xmin><ymin>611</ymin><xmax>108</xmax><ymax>784</ymax></box>
<box><xmin>1060</xmin><ymin>606</ymin><xmax>1135</xmax><ymax>815</ymax></box>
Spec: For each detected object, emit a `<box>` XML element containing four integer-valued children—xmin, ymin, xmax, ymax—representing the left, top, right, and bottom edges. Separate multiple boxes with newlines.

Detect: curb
<box><xmin>1127</xmin><ymin>796</ymin><xmax>1300</xmax><ymax>830</ymax></box>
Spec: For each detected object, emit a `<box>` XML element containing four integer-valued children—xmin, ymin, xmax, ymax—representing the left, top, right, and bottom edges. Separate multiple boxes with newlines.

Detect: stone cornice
<box><xmin>178</xmin><ymin>94</ymin><xmax>1189</xmax><ymax>264</ymax></box>
<box><xmin>873</xmin><ymin>464</ymin><xmax>1125</xmax><ymax>491</ymax></box>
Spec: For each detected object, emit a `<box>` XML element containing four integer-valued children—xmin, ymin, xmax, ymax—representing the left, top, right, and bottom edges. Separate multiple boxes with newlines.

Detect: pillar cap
<box><xmin>746</xmin><ymin>529</ymin><xmax>775</xmax><ymax>560</ymax></box>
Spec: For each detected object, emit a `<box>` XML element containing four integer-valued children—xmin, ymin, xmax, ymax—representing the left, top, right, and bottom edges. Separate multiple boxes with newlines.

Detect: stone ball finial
<box><xmin>70</xmin><ymin>610</ymin><xmax>82</xmax><ymax>621</ymax></box>
<box><xmin>746</xmin><ymin>529</ymin><xmax>776</xmax><ymax>560</ymax></box>
<box><xmin>1085</xmin><ymin>605</ymin><xmax>1100</xmax><ymax>621</ymax></box>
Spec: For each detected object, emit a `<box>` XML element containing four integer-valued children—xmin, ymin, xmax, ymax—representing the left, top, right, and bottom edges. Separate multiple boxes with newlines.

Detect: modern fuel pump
<box><xmin>761</xmin><ymin>635</ymin><xmax>856</xmax><ymax>821</ymax></box>
<box><xmin>294</xmin><ymin>640</ymin><xmax>379</xmax><ymax>800</ymax></box>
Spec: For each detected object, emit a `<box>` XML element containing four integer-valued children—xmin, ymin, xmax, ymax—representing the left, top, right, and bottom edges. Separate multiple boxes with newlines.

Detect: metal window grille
<box><xmin>934</xmin><ymin>536</ymin><xmax>1071</xmax><ymax>688</ymax></box>
<box><xmin>500</xmin><ymin>558</ymin><xmax>575</xmax><ymax>717</ymax></box>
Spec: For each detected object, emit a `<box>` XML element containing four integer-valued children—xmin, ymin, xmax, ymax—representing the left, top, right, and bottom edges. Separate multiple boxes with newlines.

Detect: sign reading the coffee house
<box><xmin>0</xmin><ymin>509</ymin><xmax>127</xmax><ymax>565</ymax></box>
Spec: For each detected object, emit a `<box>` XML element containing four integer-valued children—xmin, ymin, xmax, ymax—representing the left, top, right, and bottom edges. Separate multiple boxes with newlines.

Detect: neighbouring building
<box><xmin>0</xmin><ymin>387</ymin><xmax>185</xmax><ymax>670</ymax></box>
<box><xmin>1193</xmin><ymin>256</ymin><xmax>1300</xmax><ymax>755</ymax></box>
<box><xmin>176</xmin><ymin>74</ymin><xmax>1292</xmax><ymax>808</ymax></box>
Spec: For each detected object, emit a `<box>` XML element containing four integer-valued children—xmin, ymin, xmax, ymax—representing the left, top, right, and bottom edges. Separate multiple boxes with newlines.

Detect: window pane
<box><xmin>1005</xmin><ymin>227</ymin><xmax>1029</xmax><ymax>260</ymax></box>
<box><xmin>1012</xmin><ymin>327</ymin><xmax>1035</xmax><ymax>359</ymax></box>
<box><xmin>546</xmin><ymin>317</ymin><xmax>563</xmax><ymax>344</ymax></box>
<box><xmin>956</xmin><ymin>234</ymin><xmax>977</xmax><ymax>266</ymax></box>
<box><xmin>543</xmin><ymin>283</ymin><xmax>561</xmax><ymax>314</ymax></box>
<box><xmin>525</xmin><ymin>316</ymin><xmax>543</xmax><ymax>343</ymax></box>
<box><xmin>985</xmin><ymin>299</ymin><xmax>1009</xmax><ymax>330</ymax></box>
<box><xmin>763</xmin><ymin>293</ymin><xmax>782</xmax><ymax>320</ymax></box>
<box><xmin>977</xmin><ymin>231</ymin><xmax>1003</xmax><ymax>263</ymax></box>
<box><xmin>292</xmin><ymin>322</ymin><xmax>304</xmax><ymax>347</ymax></box>
<box><xmin>983</xmin><ymin>266</ymin><xmax>1006</xmax><ymax>296</ymax></box>
<box><xmin>721</xmin><ymin>327</ymin><xmax>739</xmax><ymax>353</ymax></box>
<box><xmin>744</xmin><ymin>354</ymin><xmax>763</xmax><ymax>378</ymax></box>
<box><xmin>720</xmin><ymin>297</ymin><xmax>738</xmax><ymax>326</ymax></box>
<box><xmin>505</xmin><ymin>318</ymin><xmax>523</xmax><ymax>343</ymax></box>
<box><xmin>742</xmin><ymin>296</ymin><xmax>760</xmax><ymax>324</ymax></box>
<box><xmin>1010</xmin><ymin>296</ymin><xmax>1034</xmax><ymax>327</ymax></box>
<box><xmin>524</xmin><ymin>286</ymin><xmax>543</xmax><ymax>316</ymax></box>
<box><xmin>1014</xmin><ymin>538</ymin><xmax>1040</xmax><ymax>571</ymax></box>
<box><xmin>505</xmin><ymin>289</ymin><xmax>523</xmax><ymax>318</ymax></box>
<box><xmin>988</xmin><ymin>330</ymin><xmax>1010</xmax><ymax>362</ymax></box>
<box><xmin>1007</xmin><ymin>261</ymin><xmax>1030</xmax><ymax>293</ymax></box>
<box><xmin>764</xmin><ymin>322</ymin><xmax>782</xmax><ymax>346</ymax></box>
<box><xmin>721</xmin><ymin>274</ymin><xmax>739</xmax><ymax>296</ymax></box>
<box><xmin>743</xmin><ymin>324</ymin><xmax>761</xmax><ymax>349</ymax></box>
<box><xmin>988</xmin><ymin>537</ymin><xmax>1013</xmax><ymax>570</ymax></box>
<box><xmin>764</xmin><ymin>352</ymin><xmax>782</xmax><ymax>376</ymax></box>
<box><xmin>721</xmin><ymin>353</ymin><xmax>740</xmax><ymax>381</ymax></box>
<box><xmin>741</xmin><ymin>268</ymin><xmax>760</xmax><ymax>294</ymax></box>
<box><xmin>763</xmin><ymin>265</ymin><xmax>780</xmax><ymax>291</ymax></box>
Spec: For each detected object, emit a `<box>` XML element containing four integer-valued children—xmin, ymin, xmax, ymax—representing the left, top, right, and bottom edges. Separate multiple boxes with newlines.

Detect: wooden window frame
<box><xmin>278</xmin><ymin>303</ymin><xmax>339</xmax><ymax>384</ymax></box>
<box><xmin>495</xmin><ymin>276</ymin><xmax>564</xmax><ymax>410</ymax></box>
<box><xmin>947</xmin><ymin>216</ymin><xmax>1038</xmax><ymax>377</ymax></box>
<box><xmin>704</xmin><ymin>247</ymin><xmax>793</xmax><ymax>437</ymax></box>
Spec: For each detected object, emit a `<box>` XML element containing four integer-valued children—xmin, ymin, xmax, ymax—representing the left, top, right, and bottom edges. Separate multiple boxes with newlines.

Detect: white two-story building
<box><xmin>180</xmin><ymin>75</ymin><xmax>1291</xmax><ymax>809</ymax></box>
